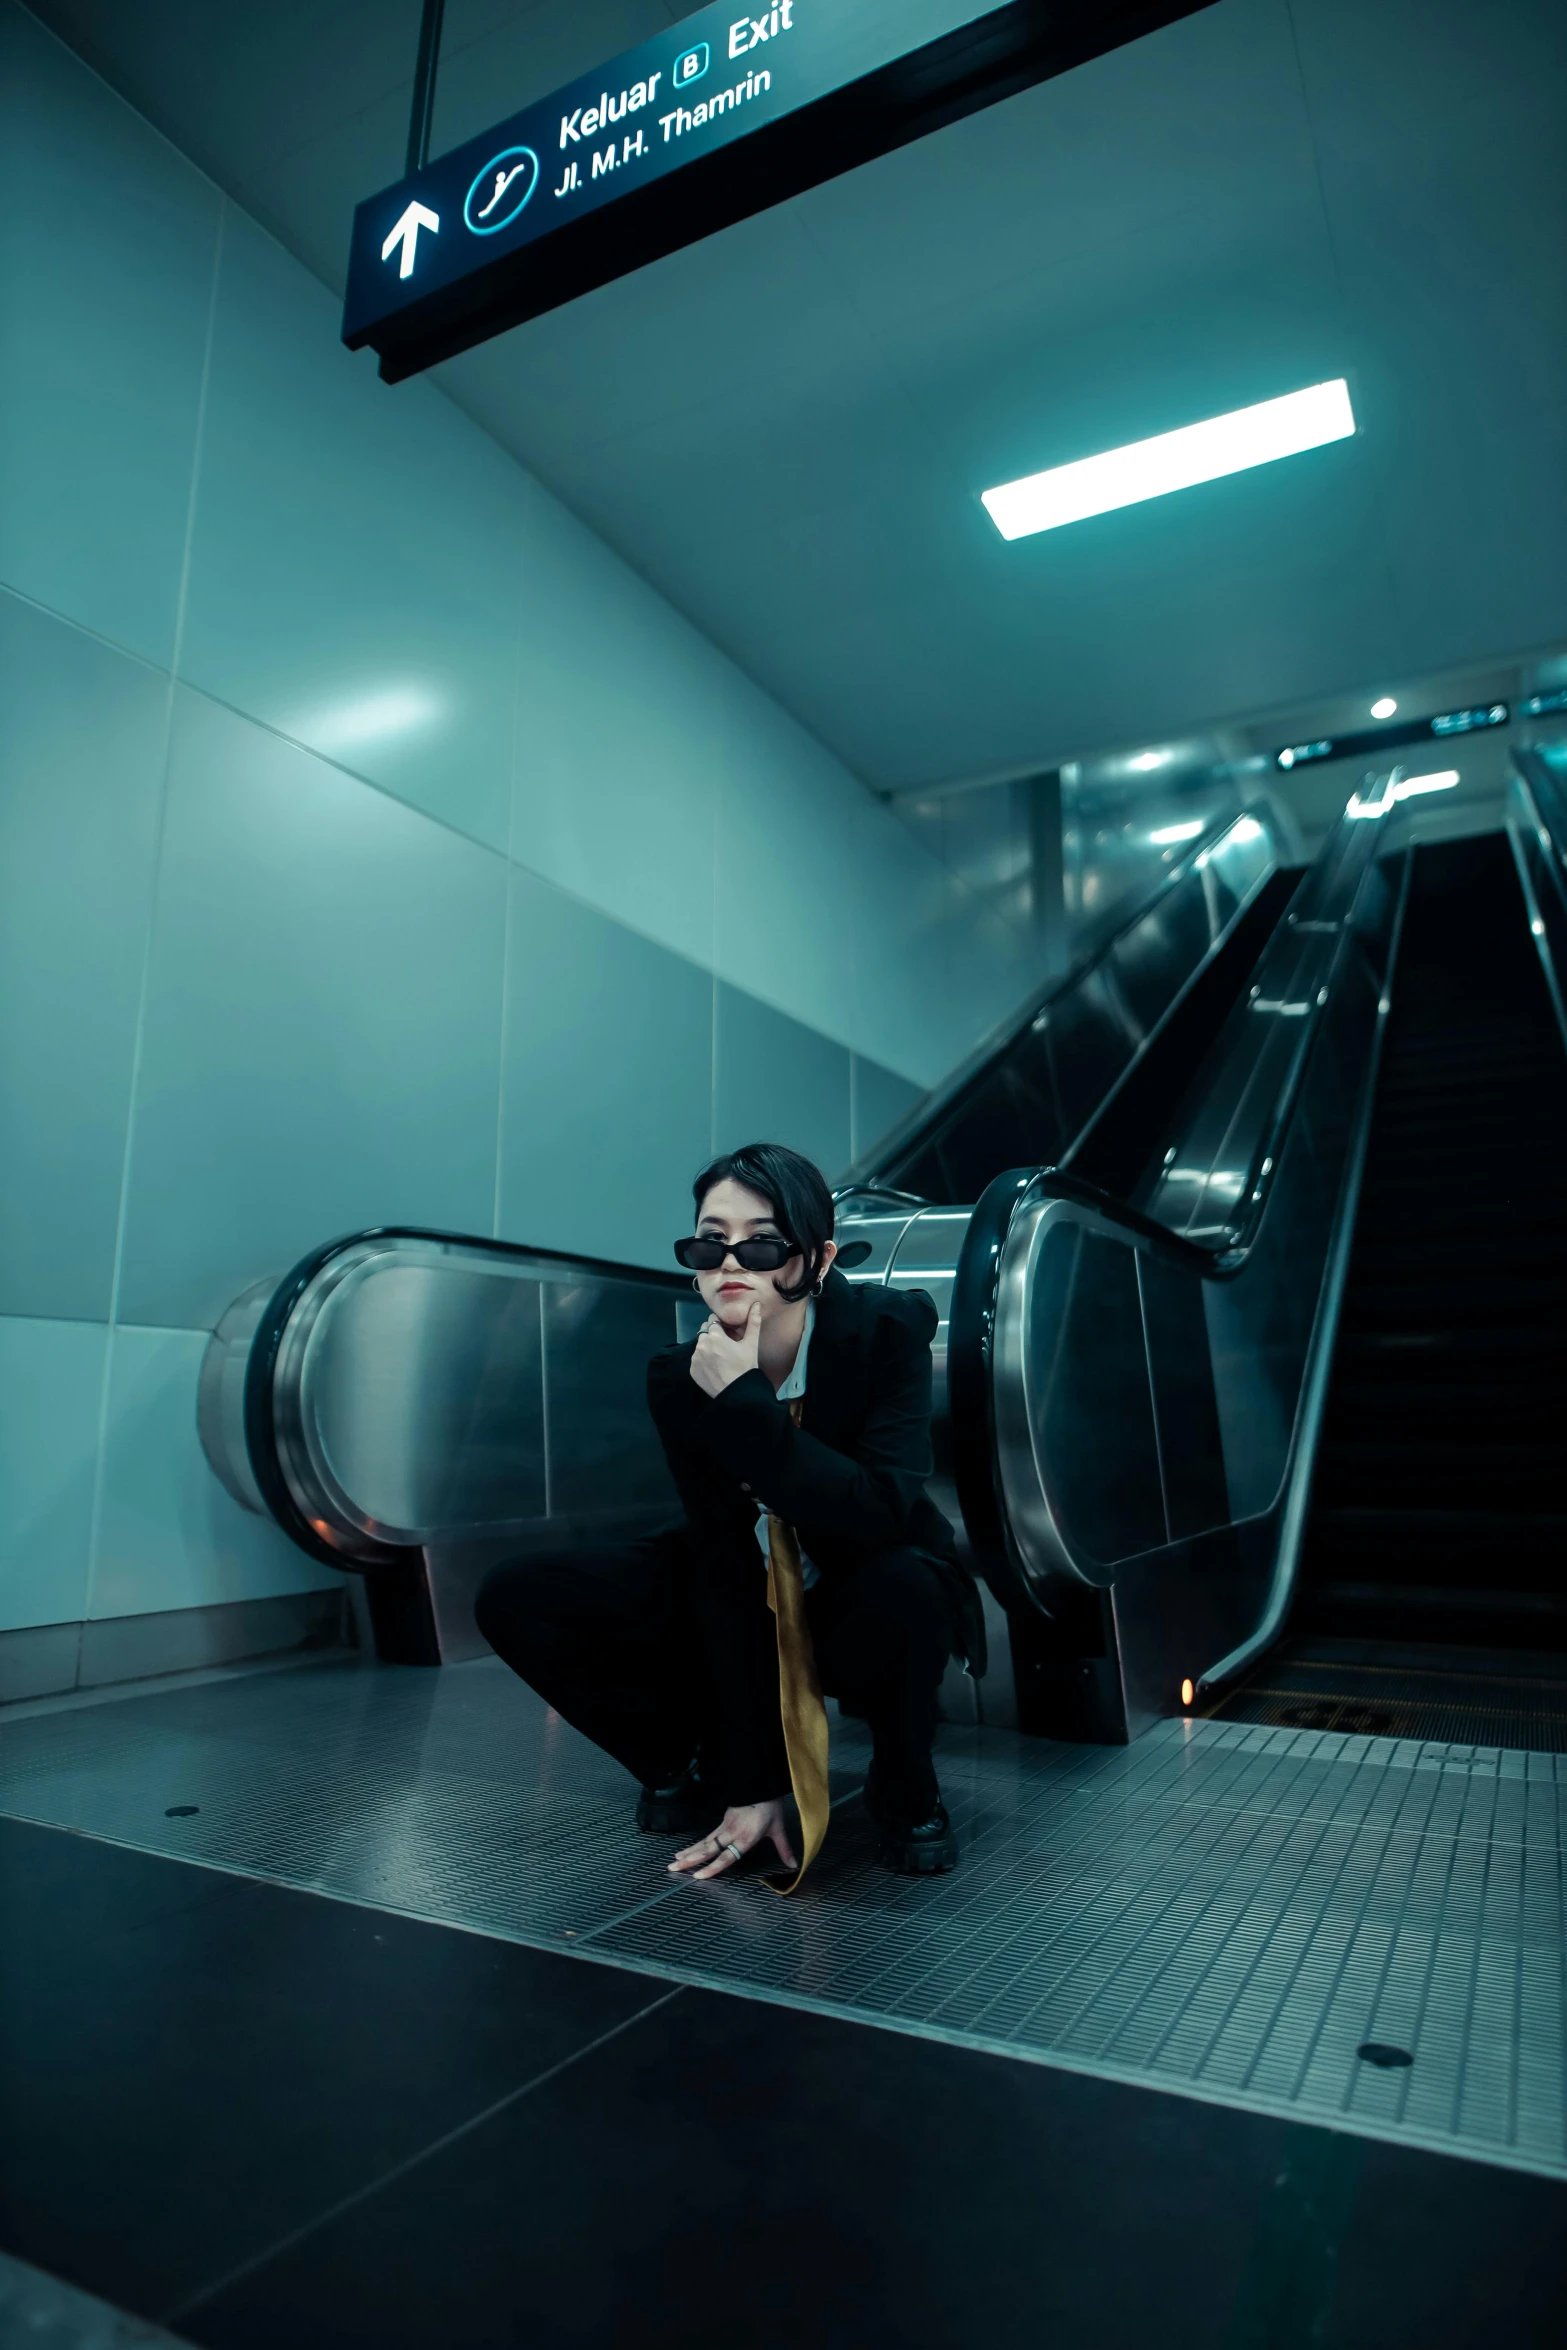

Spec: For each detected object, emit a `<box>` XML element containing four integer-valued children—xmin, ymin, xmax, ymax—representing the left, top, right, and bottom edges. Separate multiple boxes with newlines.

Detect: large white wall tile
<box><xmin>0</xmin><ymin>593</ymin><xmax>166</xmax><ymax>1319</ymax></box>
<box><xmin>116</xmin><ymin>690</ymin><xmax>507</xmax><ymax>1329</ymax></box>
<box><xmin>90</xmin><ymin>1324</ymin><xmax>338</xmax><ymax>1619</ymax></box>
<box><xmin>180</xmin><ymin>207</ymin><xmax>527</xmax><ymax>854</ymax></box>
<box><xmin>851</xmin><ymin>1056</ymin><xmax>925</xmax><ymax>1166</ymax></box>
<box><xmin>847</xmin><ymin>788</ymin><xmax>954</xmax><ymax>1087</ymax></box>
<box><xmin>509</xmin><ymin>481</ymin><xmax>719</xmax><ymax>970</ymax></box>
<box><xmin>0</xmin><ymin>1314</ymin><xmax>106</xmax><ymax>1631</ymax></box>
<box><xmin>715</xmin><ymin>984</ymin><xmax>851</xmax><ymax>1182</ymax></box>
<box><xmin>714</xmin><ymin>674</ymin><xmax>856</xmax><ymax>1040</ymax></box>
<box><xmin>0</xmin><ymin>3</ymin><xmax>219</xmax><ymax>668</ymax></box>
<box><xmin>942</xmin><ymin>890</ymin><xmax>1032</xmax><ymax>1065</ymax></box>
<box><xmin>498</xmin><ymin>868</ymin><xmax>713</xmax><ymax>1270</ymax></box>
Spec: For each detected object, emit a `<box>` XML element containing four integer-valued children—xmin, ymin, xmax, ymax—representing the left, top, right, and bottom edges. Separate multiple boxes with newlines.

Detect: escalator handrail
<box><xmin>1506</xmin><ymin>753</ymin><xmax>1567</xmax><ymax>1052</ymax></box>
<box><xmin>1194</xmin><ymin>831</ymin><xmax>1414</xmax><ymax>1688</ymax></box>
<box><xmin>1513</xmin><ymin>744</ymin><xmax>1567</xmax><ymax>876</ymax></box>
<box><xmin>993</xmin><ymin>1165</ymin><xmax>1225</xmax><ymax>1275</ymax></box>
<box><xmin>840</xmin><ymin>801</ymin><xmax>1280</xmax><ymax>1187</ymax></box>
<box><xmin>241</xmin><ymin>1224</ymin><xmax>688</xmax><ymax>1572</ymax></box>
<box><xmin>1000</xmin><ymin>793</ymin><xmax>1399</xmax><ymax>1282</ymax></box>
<box><xmin>960</xmin><ymin>789</ymin><xmax>1407</xmax><ymax>1623</ymax></box>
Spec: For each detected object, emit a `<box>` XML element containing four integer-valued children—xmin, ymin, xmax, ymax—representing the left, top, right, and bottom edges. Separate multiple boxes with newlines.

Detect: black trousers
<box><xmin>474</xmin><ymin>1531</ymin><xmax>956</xmax><ymax>1819</ymax></box>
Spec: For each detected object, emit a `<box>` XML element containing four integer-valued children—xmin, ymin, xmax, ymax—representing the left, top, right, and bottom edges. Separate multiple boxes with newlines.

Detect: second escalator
<box><xmin>1210</xmin><ymin>832</ymin><xmax>1567</xmax><ymax>1749</ymax></box>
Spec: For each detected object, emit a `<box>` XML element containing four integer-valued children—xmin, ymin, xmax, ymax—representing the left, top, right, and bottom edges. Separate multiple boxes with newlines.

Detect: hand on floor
<box><xmin>668</xmin><ymin>1798</ymin><xmax>796</xmax><ymax>1880</ymax></box>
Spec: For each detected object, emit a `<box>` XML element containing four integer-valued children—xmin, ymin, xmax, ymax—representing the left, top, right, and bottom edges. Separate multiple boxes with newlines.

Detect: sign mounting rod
<box><xmin>405</xmin><ymin>0</ymin><xmax>446</xmax><ymax>177</ymax></box>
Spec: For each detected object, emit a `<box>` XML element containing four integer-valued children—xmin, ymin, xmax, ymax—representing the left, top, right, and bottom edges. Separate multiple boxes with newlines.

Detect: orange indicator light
<box><xmin>1181</xmin><ymin>1678</ymin><xmax>1195</xmax><ymax>1708</ymax></box>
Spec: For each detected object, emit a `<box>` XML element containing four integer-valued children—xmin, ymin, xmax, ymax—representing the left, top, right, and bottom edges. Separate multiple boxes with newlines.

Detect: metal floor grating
<box><xmin>1</xmin><ymin>1656</ymin><xmax>1562</xmax><ymax>2180</ymax></box>
<box><xmin>1207</xmin><ymin>1641</ymin><xmax>1567</xmax><ymax>1755</ymax></box>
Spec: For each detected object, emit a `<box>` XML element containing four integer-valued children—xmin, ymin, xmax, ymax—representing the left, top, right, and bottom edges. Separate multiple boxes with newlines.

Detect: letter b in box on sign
<box><xmin>673</xmin><ymin>42</ymin><xmax>709</xmax><ymax>88</ymax></box>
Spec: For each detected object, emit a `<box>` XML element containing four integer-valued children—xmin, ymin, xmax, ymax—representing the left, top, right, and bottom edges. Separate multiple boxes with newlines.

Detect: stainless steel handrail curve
<box><xmin>200</xmin><ymin>1225</ymin><xmax>689</xmax><ymax>1573</ymax></box>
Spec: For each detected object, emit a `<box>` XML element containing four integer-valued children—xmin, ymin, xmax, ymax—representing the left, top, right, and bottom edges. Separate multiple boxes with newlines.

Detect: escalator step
<box><xmin>1339</xmin><ymin>1279</ymin><xmax>1567</xmax><ymax>1325</ymax></box>
<box><xmin>1305</xmin><ymin>1509</ymin><xmax>1567</xmax><ymax>1591</ymax></box>
<box><xmin>1347</xmin><ymin>1229</ymin><xmax>1567</xmax><ymax>1266</ymax></box>
<box><xmin>1309</xmin><ymin>1503</ymin><xmax>1567</xmax><ymax>1537</ymax></box>
<box><xmin>1324</xmin><ymin>1384</ymin><xmax>1563</xmax><ymax>1425</ymax></box>
<box><xmin>1288</xmin><ymin>835</ymin><xmax>1566</xmax><ymax>1679</ymax></box>
<box><xmin>1297</xmin><ymin>1583</ymin><xmax>1567</xmax><ymax>1649</ymax></box>
<box><xmin>1318</xmin><ymin>1438</ymin><xmax>1564</xmax><ymax>1473</ymax></box>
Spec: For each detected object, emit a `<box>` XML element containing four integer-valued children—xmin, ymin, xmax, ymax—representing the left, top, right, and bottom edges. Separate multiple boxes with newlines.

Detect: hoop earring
<box><xmin>811</xmin><ymin>1278</ymin><xmax>823</xmax><ymax>1296</ymax></box>
<box><xmin>691</xmin><ymin>1277</ymin><xmax>703</xmax><ymax>1293</ymax></box>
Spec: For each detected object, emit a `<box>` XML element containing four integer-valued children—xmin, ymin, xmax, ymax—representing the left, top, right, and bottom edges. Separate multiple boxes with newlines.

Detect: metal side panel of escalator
<box><xmin>199</xmin><ymin>1233</ymin><xmax>701</xmax><ymax>1666</ymax></box>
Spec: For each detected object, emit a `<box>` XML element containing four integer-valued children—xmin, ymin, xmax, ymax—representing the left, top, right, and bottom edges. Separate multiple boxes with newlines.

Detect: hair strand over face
<box><xmin>691</xmin><ymin>1143</ymin><xmax>835</xmax><ymax>1303</ymax></box>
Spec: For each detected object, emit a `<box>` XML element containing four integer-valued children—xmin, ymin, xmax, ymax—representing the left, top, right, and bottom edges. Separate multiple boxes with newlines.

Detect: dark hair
<box><xmin>692</xmin><ymin>1143</ymin><xmax>835</xmax><ymax>1303</ymax></box>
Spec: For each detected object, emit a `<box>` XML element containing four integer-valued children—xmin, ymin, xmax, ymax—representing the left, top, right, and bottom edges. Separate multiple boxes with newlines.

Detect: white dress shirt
<box><xmin>753</xmin><ymin>1298</ymin><xmax>819</xmax><ymax>1590</ymax></box>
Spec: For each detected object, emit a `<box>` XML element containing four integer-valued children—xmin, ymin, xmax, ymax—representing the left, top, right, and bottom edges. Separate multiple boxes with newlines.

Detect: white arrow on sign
<box><xmin>381</xmin><ymin>201</ymin><xmax>440</xmax><ymax>279</ymax></box>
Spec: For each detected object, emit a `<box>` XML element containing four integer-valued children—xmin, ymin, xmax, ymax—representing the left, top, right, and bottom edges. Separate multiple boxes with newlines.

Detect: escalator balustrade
<box><xmin>1212</xmin><ymin>829</ymin><xmax>1567</xmax><ymax>1750</ymax></box>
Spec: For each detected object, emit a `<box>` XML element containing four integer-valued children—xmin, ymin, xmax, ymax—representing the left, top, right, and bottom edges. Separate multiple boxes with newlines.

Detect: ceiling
<box><xmin>31</xmin><ymin>0</ymin><xmax>1567</xmax><ymax>793</ymax></box>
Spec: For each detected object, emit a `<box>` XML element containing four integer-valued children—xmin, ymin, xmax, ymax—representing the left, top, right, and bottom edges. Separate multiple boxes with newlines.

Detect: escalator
<box><xmin>199</xmin><ymin>801</ymin><xmax>1309</xmax><ymax>1673</ymax></box>
<box><xmin>1207</xmin><ymin>820</ymin><xmax>1567</xmax><ymax>1749</ymax></box>
<box><xmin>201</xmin><ymin>749</ymin><xmax>1566</xmax><ymax>1749</ymax></box>
<box><xmin>843</xmin><ymin>811</ymin><xmax>1299</xmax><ymax>1211</ymax></box>
<box><xmin>828</xmin><ymin>789</ymin><xmax>1400</xmax><ymax>1738</ymax></box>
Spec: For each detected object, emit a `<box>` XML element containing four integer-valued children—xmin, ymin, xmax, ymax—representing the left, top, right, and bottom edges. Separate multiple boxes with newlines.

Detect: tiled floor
<box><xmin>0</xmin><ymin>1653</ymin><xmax>1561</xmax><ymax>2182</ymax></box>
<box><xmin>11</xmin><ymin>1817</ymin><xmax>1563</xmax><ymax>2350</ymax></box>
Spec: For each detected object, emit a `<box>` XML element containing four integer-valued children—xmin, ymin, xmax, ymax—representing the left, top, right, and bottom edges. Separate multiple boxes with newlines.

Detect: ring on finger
<box><xmin>725</xmin><ymin>1841</ymin><xmax>742</xmax><ymax>1861</ymax></box>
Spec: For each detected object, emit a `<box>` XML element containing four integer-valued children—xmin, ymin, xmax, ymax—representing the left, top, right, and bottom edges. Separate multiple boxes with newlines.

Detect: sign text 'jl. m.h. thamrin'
<box><xmin>343</xmin><ymin>1</ymin><xmax>1214</xmax><ymax>381</ymax></box>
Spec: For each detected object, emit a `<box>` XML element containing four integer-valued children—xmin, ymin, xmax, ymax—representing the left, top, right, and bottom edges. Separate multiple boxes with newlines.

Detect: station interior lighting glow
<box><xmin>1129</xmin><ymin>749</ymin><xmax>1172</xmax><ymax>772</ymax></box>
<box><xmin>306</xmin><ymin>687</ymin><xmax>438</xmax><ymax>755</ymax></box>
<box><xmin>1371</xmin><ymin>696</ymin><xmax>1398</xmax><ymax>719</ymax></box>
<box><xmin>1393</xmin><ymin>769</ymin><xmax>1460</xmax><ymax>799</ymax></box>
<box><xmin>1150</xmin><ymin>819</ymin><xmax>1206</xmax><ymax>845</ymax></box>
<box><xmin>981</xmin><ymin>379</ymin><xmax>1356</xmax><ymax>540</ymax></box>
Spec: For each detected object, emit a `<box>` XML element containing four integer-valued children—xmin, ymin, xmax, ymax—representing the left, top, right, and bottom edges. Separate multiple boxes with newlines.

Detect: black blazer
<box><xmin>646</xmin><ymin>1268</ymin><xmax>983</xmax><ymax>1802</ymax></box>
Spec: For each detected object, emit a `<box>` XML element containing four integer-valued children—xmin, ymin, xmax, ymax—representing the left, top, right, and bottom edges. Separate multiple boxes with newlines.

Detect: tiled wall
<box><xmin>0</xmin><ymin>4</ymin><xmax>1036</xmax><ymax>1657</ymax></box>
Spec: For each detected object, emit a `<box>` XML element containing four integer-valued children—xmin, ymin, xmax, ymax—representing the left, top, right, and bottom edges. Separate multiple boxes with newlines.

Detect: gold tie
<box><xmin>762</xmin><ymin>1398</ymin><xmax>830</xmax><ymax>1896</ymax></box>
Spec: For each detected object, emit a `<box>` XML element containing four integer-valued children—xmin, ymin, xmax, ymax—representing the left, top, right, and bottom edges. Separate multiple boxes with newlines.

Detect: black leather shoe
<box><xmin>635</xmin><ymin>1764</ymin><xmax>708</xmax><ymax>1836</ymax></box>
<box><xmin>863</xmin><ymin>1775</ymin><xmax>958</xmax><ymax>1875</ymax></box>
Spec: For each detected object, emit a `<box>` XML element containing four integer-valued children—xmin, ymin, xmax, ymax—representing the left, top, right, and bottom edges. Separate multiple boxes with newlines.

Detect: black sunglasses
<box><xmin>674</xmin><ymin>1234</ymin><xmax>797</xmax><ymax>1272</ymax></box>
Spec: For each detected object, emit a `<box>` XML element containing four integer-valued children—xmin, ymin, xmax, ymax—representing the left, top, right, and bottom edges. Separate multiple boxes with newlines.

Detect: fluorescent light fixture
<box><xmin>1130</xmin><ymin>749</ymin><xmax>1171</xmax><ymax>773</ymax></box>
<box><xmin>1393</xmin><ymin>769</ymin><xmax>1459</xmax><ymax>799</ymax></box>
<box><xmin>981</xmin><ymin>379</ymin><xmax>1356</xmax><ymax>540</ymax></box>
<box><xmin>1230</xmin><ymin>816</ymin><xmax>1264</xmax><ymax>844</ymax></box>
<box><xmin>1370</xmin><ymin>696</ymin><xmax>1398</xmax><ymax>720</ymax></box>
<box><xmin>1150</xmin><ymin>819</ymin><xmax>1205</xmax><ymax>845</ymax></box>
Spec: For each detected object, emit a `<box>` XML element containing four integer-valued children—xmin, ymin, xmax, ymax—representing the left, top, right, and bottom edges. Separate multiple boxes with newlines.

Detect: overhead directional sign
<box><xmin>344</xmin><ymin>0</ymin><xmax>1215</xmax><ymax>382</ymax></box>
